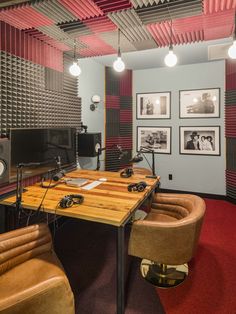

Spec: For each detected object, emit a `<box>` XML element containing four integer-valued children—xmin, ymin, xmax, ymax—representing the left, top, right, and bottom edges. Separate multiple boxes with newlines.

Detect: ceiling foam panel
<box><xmin>59</xmin><ymin>0</ymin><xmax>103</xmax><ymax>20</ymax></box>
<box><xmin>135</xmin><ymin>0</ymin><xmax>203</xmax><ymax>24</ymax></box>
<box><xmin>131</xmin><ymin>0</ymin><xmax>170</xmax><ymax>9</ymax></box>
<box><xmin>0</xmin><ymin>5</ymin><xmax>54</xmax><ymax>29</ymax></box>
<box><xmin>83</xmin><ymin>16</ymin><xmax>117</xmax><ymax>34</ymax></box>
<box><xmin>99</xmin><ymin>30</ymin><xmax>137</xmax><ymax>53</ymax></box>
<box><xmin>93</xmin><ymin>0</ymin><xmax>132</xmax><ymax>14</ymax></box>
<box><xmin>32</xmin><ymin>0</ymin><xmax>77</xmax><ymax>24</ymax></box>
<box><xmin>78</xmin><ymin>34</ymin><xmax>116</xmax><ymax>56</ymax></box>
<box><xmin>108</xmin><ymin>9</ymin><xmax>153</xmax><ymax>42</ymax></box>
<box><xmin>204</xmin><ymin>0</ymin><xmax>236</xmax><ymax>14</ymax></box>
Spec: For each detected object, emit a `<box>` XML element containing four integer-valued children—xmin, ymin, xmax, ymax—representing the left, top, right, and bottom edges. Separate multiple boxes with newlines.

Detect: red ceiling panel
<box><xmin>173</xmin><ymin>15</ymin><xmax>204</xmax><ymax>34</ymax></box>
<box><xmin>204</xmin><ymin>0</ymin><xmax>236</xmax><ymax>14</ymax></box>
<box><xmin>83</xmin><ymin>15</ymin><xmax>117</xmax><ymax>33</ymax></box>
<box><xmin>93</xmin><ymin>0</ymin><xmax>132</xmax><ymax>14</ymax></box>
<box><xmin>79</xmin><ymin>34</ymin><xmax>116</xmax><ymax>55</ymax></box>
<box><xmin>0</xmin><ymin>5</ymin><xmax>53</xmax><ymax>29</ymax></box>
<box><xmin>59</xmin><ymin>0</ymin><xmax>103</xmax><ymax>20</ymax></box>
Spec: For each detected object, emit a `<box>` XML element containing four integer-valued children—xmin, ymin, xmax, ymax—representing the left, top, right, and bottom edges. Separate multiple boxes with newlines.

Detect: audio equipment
<box><xmin>130</xmin><ymin>153</ymin><xmax>143</xmax><ymax>163</ymax></box>
<box><xmin>120</xmin><ymin>167</ymin><xmax>134</xmax><ymax>178</ymax></box>
<box><xmin>127</xmin><ymin>181</ymin><xmax>147</xmax><ymax>192</ymax></box>
<box><xmin>0</xmin><ymin>138</ymin><xmax>10</xmax><ymax>185</ymax></box>
<box><xmin>117</xmin><ymin>145</ymin><xmax>129</xmax><ymax>160</ymax></box>
<box><xmin>52</xmin><ymin>170</ymin><xmax>66</xmax><ymax>181</ymax></box>
<box><xmin>78</xmin><ymin>133</ymin><xmax>102</xmax><ymax>157</ymax></box>
<box><xmin>59</xmin><ymin>194</ymin><xmax>84</xmax><ymax>208</ymax></box>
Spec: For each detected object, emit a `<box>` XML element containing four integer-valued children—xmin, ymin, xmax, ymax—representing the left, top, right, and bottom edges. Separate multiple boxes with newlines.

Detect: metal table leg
<box><xmin>117</xmin><ymin>225</ymin><xmax>125</xmax><ymax>314</ymax></box>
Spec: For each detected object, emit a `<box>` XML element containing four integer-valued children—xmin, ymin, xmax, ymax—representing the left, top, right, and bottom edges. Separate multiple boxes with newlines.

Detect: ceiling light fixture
<box><xmin>228</xmin><ymin>21</ymin><xmax>236</xmax><ymax>59</ymax></box>
<box><xmin>113</xmin><ymin>29</ymin><xmax>125</xmax><ymax>72</ymax></box>
<box><xmin>164</xmin><ymin>20</ymin><xmax>178</xmax><ymax>67</ymax></box>
<box><xmin>69</xmin><ymin>39</ymin><xmax>81</xmax><ymax>76</ymax></box>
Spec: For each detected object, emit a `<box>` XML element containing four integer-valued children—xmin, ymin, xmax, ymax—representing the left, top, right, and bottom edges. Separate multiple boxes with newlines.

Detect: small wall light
<box><xmin>90</xmin><ymin>95</ymin><xmax>101</xmax><ymax>111</ymax></box>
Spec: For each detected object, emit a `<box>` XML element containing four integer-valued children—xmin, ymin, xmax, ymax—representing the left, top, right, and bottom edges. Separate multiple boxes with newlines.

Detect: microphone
<box><xmin>18</xmin><ymin>162</ymin><xmax>42</xmax><ymax>167</ymax></box>
<box><xmin>52</xmin><ymin>170</ymin><xmax>66</xmax><ymax>181</ymax></box>
<box><xmin>130</xmin><ymin>153</ymin><xmax>143</xmax><ymax>163</ymax></box>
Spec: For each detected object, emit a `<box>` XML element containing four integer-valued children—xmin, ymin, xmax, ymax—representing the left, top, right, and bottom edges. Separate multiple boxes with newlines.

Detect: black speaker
<box><xmin>78</xmin><ymin>133</ymin><xmax>102</xmax><ymax>157</ymax></box>
<box><xmin>0</xmin><ymin>138</ymin><xmax>10</xmax><ymax>185</ymax></box>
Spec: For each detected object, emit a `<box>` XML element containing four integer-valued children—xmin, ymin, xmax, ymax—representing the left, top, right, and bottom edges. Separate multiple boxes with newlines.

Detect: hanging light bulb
<box><xmin>164</xmin><ymin>45</ymin><xmax>178</xmax><ymax>67</ymax></box>
<box><xmin>164</xmin><ymin>21</ymin><xmax>178</xmax><ymax>67</ymax></box>
<box><xmin>69</xmin><ymin>61</ymin><xmax>81</xmax><ymax>76</ymax></box>
<box><xmin>113</xmin><ymin>29</ymin><xmax>125</xmax><ymax>72</ymax></box>
<box><xmin>69</xmin><ymin>39</ymin><xmax>81</xmax><ymax>76</ymax></box>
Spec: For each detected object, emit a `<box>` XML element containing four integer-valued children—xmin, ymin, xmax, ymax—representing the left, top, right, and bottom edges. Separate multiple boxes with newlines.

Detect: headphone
<box><xmin>59</xmin><ymin>194</ymin><xmax>84</xmax><ymax>208</ymax></box>
<box><xmin>120</xmin><ymin>167</ymin><xmax>134</xmax><ymax>178</ymax></box>
<box><xmin>127</xmin><ymin>181</ymin><xmax>147</xmax><ymax>192</ymax></box>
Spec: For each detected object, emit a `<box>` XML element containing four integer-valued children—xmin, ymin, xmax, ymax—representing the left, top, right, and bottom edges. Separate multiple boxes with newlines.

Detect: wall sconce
<box><xmin>90</xmin><ymin>95</ymin><xmax>101</xmax><ymax>111</ymax></box>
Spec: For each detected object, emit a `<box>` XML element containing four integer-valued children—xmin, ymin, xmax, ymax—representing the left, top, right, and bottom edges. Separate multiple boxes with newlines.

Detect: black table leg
<box><xmin>117</xmin><ymin>225</ymin><xmax>125</xmax><ymax>314</ymax></box>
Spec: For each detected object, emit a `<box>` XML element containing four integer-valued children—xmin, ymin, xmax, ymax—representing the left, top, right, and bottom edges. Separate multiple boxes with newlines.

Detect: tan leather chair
<box><xmin>0</xmin><ymin>223</ymin><xmax>75</xmax><ymax>314</ymax></box>
<box><xmin>128</xmin><ymin>193</ymin><xmax>206</xmax><ymax>288</ymax></box>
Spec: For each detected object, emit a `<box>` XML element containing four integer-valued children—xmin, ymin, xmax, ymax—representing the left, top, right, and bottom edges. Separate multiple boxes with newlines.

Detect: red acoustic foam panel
<box><xmin>83</xmin><ymin>15</ymin><xmax>117</xmax><ymax>33</ymax></box>
<box><xmin>93</xmin><ymin>0</ymin><xmax>132</xmax><ymax>14</ymax></box>
<box><xmin>203</xmin><ymin>9</ymin><xmax>235</xmax><ymax>40</ymax></box>
<box><xmin>173</xmin><ymin>15</ymin><xmax>204</xmax><ymax>34</ymax></box>
<box><xmin>204</xmin><ymin>0</ymin><xmax>236</xmax><ymax>14</ymax></box>
<box><xmin>226</xmin><ymin>107</ymin><xmax>236</xmax><ymax>137</ymax></box>
<box><xmin>79</xmin><ymin>34</ymin><xmax>116</xmax><ymax>55</ymax></box>
<box><xmin>0</xmin><ymin>21</ymin><xmax>63</xmax><ymax>72</ymax></box>
<box><xmin>0</xmin><ymin>5</ymin><xmax>53</xmax><ymax>30</ymax></box>
<box><xmin>120</xmin><ymin>70</ymin><xmax>132</xmax><ymax>96</ymax></box>
<box><xmin>106</xmin><ymin>136</ymin><xmax>132</xmax><ymax>149</ymax></box>
<box><xmin>120</xmin><ymin>110</ymin><xmax>132</xmax><ymax>123</ymax></box>
<box><xmin>59</xmin><ymin>0</ymin><xmax>103</xmax><ymax>20</ymax></box>
<box><xmin>106</xmin><ymin>95</ymin><xmax>120</xmax><ymax>109</ymax></box>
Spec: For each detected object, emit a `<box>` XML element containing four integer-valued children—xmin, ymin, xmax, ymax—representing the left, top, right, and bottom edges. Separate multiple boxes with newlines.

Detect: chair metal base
<box><xmin>140</xmin><ymin>259</ymin><xmax>188</xmax><ymax>288</ymax></box>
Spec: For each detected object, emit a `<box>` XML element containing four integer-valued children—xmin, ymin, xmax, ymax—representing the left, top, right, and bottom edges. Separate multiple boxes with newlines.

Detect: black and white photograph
<box><xmin>180</xmin><ymin>126</ymin><xmax>220</xmax><ymax>156</ymax></box>
<box><xmin>179</xmin><ymin>88</ymin><xmax>220</xmax><ymax>118</ymax></box>
<box><xmin>136</xmin><ymin>92</ymin><xmax>171</xmax><ymax>119</ymax></box>
<box><xmin>137</xmin><ymin>126</ymin><xmax>171</xmax><ymax>154</ymax></box>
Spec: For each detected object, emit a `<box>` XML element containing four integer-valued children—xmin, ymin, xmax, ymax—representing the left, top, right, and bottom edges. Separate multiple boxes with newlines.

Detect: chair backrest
<box><xmin>0</xmin><ymin>224</ymin><xmax>52</xmax><ymax>275</ymax></box>
<box><xmin>129</xmin><ymin>193</ymin><xmax>206</xmax><ymax>265</ymax></box>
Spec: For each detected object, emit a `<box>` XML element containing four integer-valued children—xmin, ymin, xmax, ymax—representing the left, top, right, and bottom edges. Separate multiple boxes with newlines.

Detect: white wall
<box><xmin>78</xmin><ymin>59</ymin><xmax>105</xmax><ymax>170</ymax></box>
<box><xmin>133</xmin><ymin>60</ymin><xmax>226</xmax><ymax>195</ymax></box>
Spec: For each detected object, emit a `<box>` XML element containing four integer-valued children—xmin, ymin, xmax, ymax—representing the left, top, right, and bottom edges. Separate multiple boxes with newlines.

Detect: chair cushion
<box><xmin>0</xmin><ymin>251</ymin><xmax>74</xmax><ymax>314</ymax></box>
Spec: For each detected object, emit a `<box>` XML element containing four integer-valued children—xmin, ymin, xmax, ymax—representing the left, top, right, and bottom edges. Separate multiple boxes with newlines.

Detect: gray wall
<box><xmin>78</xmin><ymin>59</ymin><xmax>105</xmax><ymax>170</ymax></box>
<box><xmin>133</xmin><ymin>60</ymin><xmax>225</xmax><ymax>195</ymax></box>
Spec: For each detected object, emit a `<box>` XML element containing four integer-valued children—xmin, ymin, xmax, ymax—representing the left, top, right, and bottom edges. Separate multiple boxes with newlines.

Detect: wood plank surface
<box><xmin>1</xmin><ymin>169</ymin><xmax>159</xmax><ymax>226</ymax></box>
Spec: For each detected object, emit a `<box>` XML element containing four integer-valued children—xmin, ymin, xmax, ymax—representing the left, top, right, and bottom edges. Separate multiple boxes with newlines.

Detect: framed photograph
<box><xmin>136</xmin><ymin>92</ymin><xmax>171</xmax><ymax>119</ymax></box>
<box><xmin>179</xmin><ymin>126</ymin><xmax>220</xmax><ymax>156</ymax></box>
<box><xmin>137</xmin><ymin>126</ymin><xmax>171</xmax><ymax>154</ymax></box>
<box><xmin>179</xmin><ymin>88</ymin><xmax>220</xmax><ymax>118</ymax></box>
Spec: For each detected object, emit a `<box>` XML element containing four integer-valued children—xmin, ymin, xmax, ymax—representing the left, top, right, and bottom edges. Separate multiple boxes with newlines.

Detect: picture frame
<box><xmin>136</xmin><ymin>92</ymin><xmax>171</xmax><ymax>119</ymax></box>
<box><xmin>137</xmin><ymin>126</ymin><xmax>171</xmax><ymax>154</ymax></box>
<box><xmin>179</xmin><ymin>88</ymin><xmax>220</xmax><ymax>118</ymax></box>
<box><xmin>179</xmin><ymin>126</ymin><xmax>220</xmax><ymax>156</ymax></box>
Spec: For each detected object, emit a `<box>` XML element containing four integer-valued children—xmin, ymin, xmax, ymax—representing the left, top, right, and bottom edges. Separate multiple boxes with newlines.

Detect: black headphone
<box><xmin>120</xmin><ymin>167</ymin><xmax>134</xmax><ymax>178</ymax></box>
<box><xmin>59</xmin><ymin>194</ymin><xmax>84</xmax><ymax>208</ymax></box>
<box><xmin>127</xmin><ymin>181</ymin><xmax>147</xmax><ymax>192</ymax></box>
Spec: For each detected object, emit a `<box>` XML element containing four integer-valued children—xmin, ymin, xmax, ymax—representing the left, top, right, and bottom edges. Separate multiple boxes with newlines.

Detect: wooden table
<box><xmin>0</xmin><ymin>169</ymin><xmax>159</xmax><ymax>314</ymax></box>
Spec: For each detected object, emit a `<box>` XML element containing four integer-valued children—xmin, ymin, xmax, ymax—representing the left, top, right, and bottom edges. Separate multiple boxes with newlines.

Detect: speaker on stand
<box><xmin>0</xmin><ymin>138</ymin><xmax>10</xmax><ymax>186</ymax></box>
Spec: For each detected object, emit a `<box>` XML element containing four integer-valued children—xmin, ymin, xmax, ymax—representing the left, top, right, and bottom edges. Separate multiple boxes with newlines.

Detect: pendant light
<box><xmin>69</xmin><ymin>39</ymin><xmax>81</xmax><ymax>76</ymax></box>
<box><xmin>113</xmin><ymin>29</ymin><xmax>125</xmax><ymax>72</ymax></box>
<box><xmin>164</xmin><ymin>20</ymin><xmax>178</xmax><ymax>67</ymax></box>
<box><xmin>228</xmin><ymin>20</ymin><xmax>236</xmax><ymax>59</ymax></box>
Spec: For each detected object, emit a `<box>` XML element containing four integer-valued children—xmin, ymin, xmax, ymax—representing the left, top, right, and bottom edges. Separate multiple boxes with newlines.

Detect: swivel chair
<box><xmin>128</xmin><ymin>193</ymin><xmax>206</xmax><ymax>288</ymax></box>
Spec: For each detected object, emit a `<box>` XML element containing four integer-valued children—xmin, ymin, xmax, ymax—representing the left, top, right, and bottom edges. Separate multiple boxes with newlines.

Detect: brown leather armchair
<box><xmin>0</xmin><ymin>223</ymin><xmax>75</xmax><ymax>314</ymax></box>
<box><xmin>128</xmin><ymin>193</ymin><xmax>206</xmax><ymax>288</ymax></box>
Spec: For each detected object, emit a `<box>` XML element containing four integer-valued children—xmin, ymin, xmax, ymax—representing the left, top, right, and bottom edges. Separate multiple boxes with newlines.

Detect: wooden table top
<box><xmin>0</xmin><ymin>169</ymin><xmax>159</xmax><ymax>226</ymax></box>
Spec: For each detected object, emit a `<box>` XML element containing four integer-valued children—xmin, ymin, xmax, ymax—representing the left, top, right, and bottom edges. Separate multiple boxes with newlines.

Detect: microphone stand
<box><xmin>96</xmin><ymin>147</ymin><xmax>106</xmax><ymax>171</ymax></box>
<box><xmin>137</xmin><ymin>146</ymin><xmax>157</xmax><ymax>179</ymax></box>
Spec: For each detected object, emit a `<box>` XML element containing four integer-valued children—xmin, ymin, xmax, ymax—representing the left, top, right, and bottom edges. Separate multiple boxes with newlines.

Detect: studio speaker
<box><xmin>78</xmin><ymin>133</ymin><xmax>102</xmax><ymax>157</ymax></box>
<box><xmin>0</xmin><ymin>138</ymin><xmax>10</xmax><ymax>185</ymax></box>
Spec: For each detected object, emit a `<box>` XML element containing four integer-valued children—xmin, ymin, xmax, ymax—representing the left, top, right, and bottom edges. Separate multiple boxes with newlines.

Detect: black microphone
<box><xmin>130</xmin><ymin>154</ymin><xmax>143</xmax><ymax>163</ymax></box>
<box><xmin>52</xmin><ymin>170</ymin><xmax>66</xmax><ymax>181</ymax></box>
<box><xmin>18</xmin><ymin>162</ymin><xmax>42</xmax><ymax>167</ymax></box>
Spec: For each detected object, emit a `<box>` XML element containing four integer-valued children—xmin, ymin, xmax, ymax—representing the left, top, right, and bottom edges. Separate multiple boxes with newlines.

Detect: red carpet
<box><xmin>158</xmin><ymin>199</ymin><xmax>236</xmax><ymax>314</ymax></box>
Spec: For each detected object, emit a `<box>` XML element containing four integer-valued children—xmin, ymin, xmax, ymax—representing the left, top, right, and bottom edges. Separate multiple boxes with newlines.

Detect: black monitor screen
<box><xmin>10</xmin><ymin>127</ymin><xmax>76</xmax><ymax>179</ymax></box>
